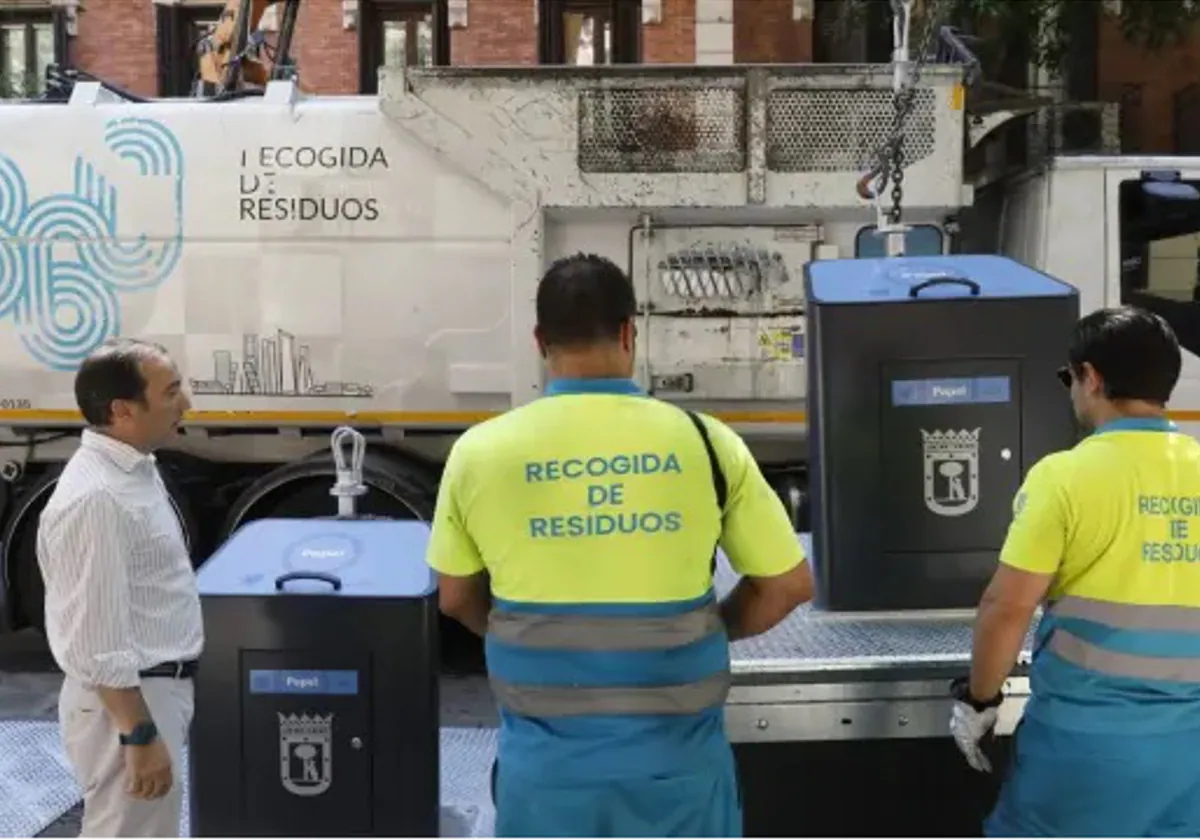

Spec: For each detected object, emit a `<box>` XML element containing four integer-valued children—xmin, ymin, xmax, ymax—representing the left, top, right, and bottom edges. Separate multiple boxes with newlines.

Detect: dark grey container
<box><xmin>189</xmin><ymin>517</ymin><xmax>438</xmax><ymax>836</ymax></box>
<box><xmin>804</xmin><ymin>254</ymin><xmax>1080</xmax><ymax>611</ymax></box>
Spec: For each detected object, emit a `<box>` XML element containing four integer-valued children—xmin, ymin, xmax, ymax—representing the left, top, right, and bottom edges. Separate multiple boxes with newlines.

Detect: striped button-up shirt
<box><xmin>37</xmin><ymin>429</ymin><xmax>204</xmax><ymax>688</ymax></box>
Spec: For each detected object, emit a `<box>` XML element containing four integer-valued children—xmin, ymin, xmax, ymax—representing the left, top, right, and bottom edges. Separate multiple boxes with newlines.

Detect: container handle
<box><xmin>908</xmin><ymin>276</ymin><xmax>981</xmax><ymax>298</ymax></box>
<box><xmin>275</xmin><ymin>571</ymin><xmax>343</xmax><ymax>592</ymax></box>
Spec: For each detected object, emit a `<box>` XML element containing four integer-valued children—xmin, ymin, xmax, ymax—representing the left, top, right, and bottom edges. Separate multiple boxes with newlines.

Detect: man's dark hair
<box><xmin>74</xmin><ymin>339</ymin><xmax>169</xmax><ymax>426</ymax></box>
<box><xmin>535</xmin><ymin>253</ymin><xmax>636</xmax><ymax>348</ymax></box>
<box><xmin>1067</xmin><ymin>306</ymin><xmax>1180</xmax><ymax>404</ymax></box>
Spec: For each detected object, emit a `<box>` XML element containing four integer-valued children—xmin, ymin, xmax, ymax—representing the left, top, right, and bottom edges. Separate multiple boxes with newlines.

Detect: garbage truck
<box><xmin>3</xmin><ymin>10</ymin><xmax>1200</xmax><ymax>836</ymax></box>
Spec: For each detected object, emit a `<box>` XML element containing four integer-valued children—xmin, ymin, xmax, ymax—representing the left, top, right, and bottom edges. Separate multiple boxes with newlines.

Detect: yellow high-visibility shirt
<box><xmin>1001</xmin><ymin>417</ymin><xmax>1200</xmax><ymax>606</ymax></box>
<box><xmin>426</xmin><ymin>377</ymin><xmax>804</xmax><ymax>603</ymax></box>
<box><xmin>1001</xmin><ymin>416</ymin><xmax>1200</xmax><ymax>735</ymax></box>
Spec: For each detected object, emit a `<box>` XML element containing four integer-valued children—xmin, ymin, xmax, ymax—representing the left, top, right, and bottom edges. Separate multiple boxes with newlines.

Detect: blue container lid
<box><xmin>196</xmin><ymin>518</ymin><xmax>436</xmax><ymax>599</ymax></box>
<box><xmin>805</xmin><ymin>255</ymin><xmax>1077</xmax><ymax>305</ymax></box>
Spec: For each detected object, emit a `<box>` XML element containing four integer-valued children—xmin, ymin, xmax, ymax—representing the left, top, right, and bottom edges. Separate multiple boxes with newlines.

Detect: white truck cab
<box><xmin>992</xmin><ymin>157</ymin><xmax>1200</xmax><ymax>435</ymax></box>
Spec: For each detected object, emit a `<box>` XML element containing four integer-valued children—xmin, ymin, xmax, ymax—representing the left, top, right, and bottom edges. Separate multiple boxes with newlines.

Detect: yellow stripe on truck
<box><xmin>2</xmin><ymin>408</ymin><xmax>1200</xmax><ymax>425</ymax></box>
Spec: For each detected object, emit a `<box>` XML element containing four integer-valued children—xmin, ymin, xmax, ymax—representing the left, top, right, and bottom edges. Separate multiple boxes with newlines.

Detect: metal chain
<box><xmin>875</xmin><ymin>0</ymin><xmax>949</xmax><ymax>226</ymax></box>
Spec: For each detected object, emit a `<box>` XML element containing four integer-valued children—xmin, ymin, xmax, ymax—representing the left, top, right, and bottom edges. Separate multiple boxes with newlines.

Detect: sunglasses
<box><xmin>1056</xmin><ymin>366</ymin><xmax>1072</xmax><ymax>388</ymax></box>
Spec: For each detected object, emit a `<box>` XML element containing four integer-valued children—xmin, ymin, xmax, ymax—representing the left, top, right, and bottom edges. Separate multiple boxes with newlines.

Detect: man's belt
<box><xmin>139</xmin><ymin>659</ymin><xmax>199</xmax><ymax>679</ymax></box>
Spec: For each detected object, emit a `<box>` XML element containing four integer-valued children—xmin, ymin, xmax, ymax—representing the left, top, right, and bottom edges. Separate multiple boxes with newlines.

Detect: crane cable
<box><xmin>855</xmin><ymin>0</ymin><xmax>950</xmax><ymax>256</ymax></box>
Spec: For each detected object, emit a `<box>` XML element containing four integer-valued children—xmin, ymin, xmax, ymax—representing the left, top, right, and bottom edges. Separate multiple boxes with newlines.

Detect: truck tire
<box><xmin>1</xmin><ymin>462</ymin><xmax>200</xmax><ymax>633</ymax></box>
<box><xmin>218</xmin><ymin>447</ymin><xmax>439</xmax><ymax>539</ymax></box>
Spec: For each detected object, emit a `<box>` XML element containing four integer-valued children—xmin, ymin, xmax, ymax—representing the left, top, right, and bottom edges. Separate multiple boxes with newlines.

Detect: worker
<box><xmin>37</xmin><ymin>339</ymin><xmax>200</xmax><ymax>838</ymax></box>
<box><xmin>950</xmin><ymin>306</ymin><xmax>1200</xmax><ymax>836</ymax></box>
<box><xmin>426</xmin><ymin>252</ymin><xmax>813</xmax><ymax>837</ymax></box>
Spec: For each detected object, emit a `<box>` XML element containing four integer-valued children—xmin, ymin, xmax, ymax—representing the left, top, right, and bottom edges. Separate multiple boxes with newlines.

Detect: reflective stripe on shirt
<box><xmin>491</xmin><ymin>672</ymin><xmax>732</xmax><ymax>718</ymax></box>
<box><xmin>485</xmin><ymin>593</ymin><xmax>732</xmax><ymax>720</ymax></box>
<box><xmin>488</xmin><ymin>597</ymin><xmax>729</xmax><ymax>717</ymax></box>
<box><xmin>1045</xmin><ymin>594</ymin><xmax>1200</xmax><ymax>683</ymax></box>
<box><xmin>488</xmin><ymin>599</ymin><xmax>724</xmax><ymax>650</ymax></box>
<box><xmin>1030</xmin><ymin>593</ymin><xmax>1200</xmax><ymax>733</ymax></box>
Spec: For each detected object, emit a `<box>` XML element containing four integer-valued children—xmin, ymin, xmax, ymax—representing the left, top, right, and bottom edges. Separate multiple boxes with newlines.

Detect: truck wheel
<box><xmin>218</xmin><ymin>447</ymin><xmax>439</xmax><ymax>538</ymax></box>
<box><xmin>1</xmin><ymin>463</ymin><xmax>200</xmax><ymax>633</ymax></box>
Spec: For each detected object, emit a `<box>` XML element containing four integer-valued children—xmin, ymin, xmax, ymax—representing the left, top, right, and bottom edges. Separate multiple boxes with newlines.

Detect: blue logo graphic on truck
<box><xmin>0</xmin><ymin>117</ymin><xmax>184</xmax><ymax>370</ymax></box>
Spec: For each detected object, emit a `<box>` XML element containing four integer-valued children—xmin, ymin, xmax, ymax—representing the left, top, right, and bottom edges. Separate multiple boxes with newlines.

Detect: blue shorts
<box><xmin>986</xmin><ymin>716</ymin><xmax>1200</xmax><ymax>837</ymax></box>
<box><xmin>492</xmin><ymin>753</ymin><xmax>742</xmax><ymax>837</ymax></box>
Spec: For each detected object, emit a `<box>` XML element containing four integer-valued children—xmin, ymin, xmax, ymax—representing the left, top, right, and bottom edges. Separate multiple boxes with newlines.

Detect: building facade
<box><xmin>1</xmin><ymin>0</ymin><xmax>1199</xmax><ymax>154</ymax></box>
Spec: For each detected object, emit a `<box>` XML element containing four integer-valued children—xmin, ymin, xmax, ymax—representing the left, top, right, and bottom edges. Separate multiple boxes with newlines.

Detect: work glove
<box><xmin>948</xmin><ymin>676</ymin><xmax>1002</xmax><ymax>773</ymax></box>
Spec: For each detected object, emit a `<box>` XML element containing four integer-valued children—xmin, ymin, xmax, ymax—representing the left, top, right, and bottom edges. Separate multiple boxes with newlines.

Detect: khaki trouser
<box><xmin>58</xmin><ymin>675</ymin><xmax>195</xmax><ymax>837</ymax></box>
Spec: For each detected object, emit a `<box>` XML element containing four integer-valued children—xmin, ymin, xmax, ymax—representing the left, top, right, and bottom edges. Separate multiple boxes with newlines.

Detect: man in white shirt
<box><xmin>37</xmin><ymin>338</ymin><xmax>203</xmax><ymax>837</ymax></box>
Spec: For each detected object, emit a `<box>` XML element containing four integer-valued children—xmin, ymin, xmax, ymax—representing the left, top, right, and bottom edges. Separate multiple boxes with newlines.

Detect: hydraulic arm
<box><xmin>194</xmin><ymin>0</ymin><xmax>302</xmax><ymax>96</ymax></box>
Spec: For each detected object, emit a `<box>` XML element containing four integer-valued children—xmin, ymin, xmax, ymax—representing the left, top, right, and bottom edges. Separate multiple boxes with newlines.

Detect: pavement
<box><xmin>0</xmin><ymin>629</ymin><xmax>499</xmax><ymax>837</ymax></box>
<box><xmin>0</xmin><ymin>630</ymin><xmax>80</xmax><ymax>836</ymax></box>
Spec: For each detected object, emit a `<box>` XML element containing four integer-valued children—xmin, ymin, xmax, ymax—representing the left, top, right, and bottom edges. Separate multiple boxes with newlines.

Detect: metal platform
<box><xmin>716</xmin><ymin>534</ymin><xmax>1035</xmax><ymax>672</ymax></box>
<box><xmin>714</xmin><ymin>535</ymin><xmax>1033</xmax><ymax>745</ymax></box>
<box><xmin>728</xmin><ymin>598</ymin><xmax>1012</xmax><ymax>672</ymax></box>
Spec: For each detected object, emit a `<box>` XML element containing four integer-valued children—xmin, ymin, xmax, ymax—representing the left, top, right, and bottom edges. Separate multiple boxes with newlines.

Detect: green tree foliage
<box><xmin>954</xmin><ymin>0</ymin><xmax>1199</xmax><ymax>70</ymax></box>
<box><xmin>840</xmin><ymin>0</ymin><xmax>1200</xmax><ymax>74</ymax></box>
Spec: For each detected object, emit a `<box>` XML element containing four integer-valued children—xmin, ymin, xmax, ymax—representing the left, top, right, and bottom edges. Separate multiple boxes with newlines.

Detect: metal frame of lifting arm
<box><xmin>936</xmin><ymin>26</ymin><xmax>983</xmax><ymax>87</ymax></box>
<box><xmin>197</xmin><ymin>0</ymin><xmax>303</xmax><ymax>97</ymax></box>
<box><xmin>220</xmin><ymin>0</ymin><xmax>302</xmax><ymax>89</ymax></box>
<box><xmin>28</xmin><ymin>1</ymin><xmax>302</xmax><ymax>104</ymax></box>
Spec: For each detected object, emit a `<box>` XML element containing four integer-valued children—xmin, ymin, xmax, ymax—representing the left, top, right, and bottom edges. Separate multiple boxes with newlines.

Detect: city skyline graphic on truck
<box><xmin>0</xmin><ymin>117</ymin><xmax>183</xmax><ymax>371</ymax></box>
<box><xmin>190</xmin><ymin>331</ymin><xmax>374</xmax><ymax>398</ymax></box>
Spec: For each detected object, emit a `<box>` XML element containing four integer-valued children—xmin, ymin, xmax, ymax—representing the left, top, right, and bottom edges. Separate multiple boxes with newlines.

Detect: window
<box><xmin>383</xmin><ymin>9</ymin><xmax>432</xmax><ymax>67</ymax></box>
<box><xmin>0</xmin><ymin>10</ymin><xmax>58</xmax><ymax>99</ymax></box>
<box><xmin>538</xmin><ymin>0</ymin><xmax>640</xmax><ymax>65</ymax></box>
<box><xmin>1175</xmin><ymin>84</ymin><xmax>1200</xmax><ymax>155</ymax></box>
<box><xmin>1118</xmin><ymin>175</ymin><xmax>1200</xmax><ymax>358</ymax></box>
<box><xmin>156</xmin><ymin>3</ymin><xmax>224</xmax><ymax>97</ymax></box>
<box><xmin>360</xmin><ymin>0</ymin><xmax>450</xmax><ymax>94</ymax></box>
<box><xmin>561</xmin><ymin>1</ymin><xmax>611</xmax><ymax>65</ymax></box>
<box><xmin>813</xmin><ymin>0</ymin><xmax>891</xmax><ymax>64</ymax></box>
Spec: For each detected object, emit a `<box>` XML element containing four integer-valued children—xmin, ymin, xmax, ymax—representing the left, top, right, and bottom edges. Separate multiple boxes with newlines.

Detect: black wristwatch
<box><xmin>119</xmin><ymin>720</ymin><xmax>159</xmax><ymax>747</ymax></box>
<box><xmin>950</xmin><ymin>676</ymin><xmax>1003</xmax><ymax>712</ymax></box>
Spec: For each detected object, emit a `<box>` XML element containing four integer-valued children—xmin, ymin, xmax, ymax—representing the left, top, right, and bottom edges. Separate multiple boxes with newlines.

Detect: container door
<box><xmin>241</xmin><ymin>652</ymin><xmax>373</xmax><ymax>835</ymax></box>
<box><xmin>880</xmin><ymin>359</ymin><xmax>1023</xmax><ymax>554</ymax></box>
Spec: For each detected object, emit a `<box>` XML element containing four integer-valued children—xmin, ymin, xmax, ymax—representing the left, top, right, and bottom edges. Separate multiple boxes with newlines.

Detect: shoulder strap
<box><xmin>685</xmin><ymin>409</ymin><xmax>727</xmax><ymax>514</ymax></box>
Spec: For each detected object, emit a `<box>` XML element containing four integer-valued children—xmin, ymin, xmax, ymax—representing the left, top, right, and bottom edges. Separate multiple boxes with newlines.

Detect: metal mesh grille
<box><xmin>766</xmin><ymin>88</ymin><xmax>937</xmax><ymax>172</ymax></box>
<box><xmin>577</xmin><ymin>87</ymin><xmax>746</xmax><ymax>173</ymax></box>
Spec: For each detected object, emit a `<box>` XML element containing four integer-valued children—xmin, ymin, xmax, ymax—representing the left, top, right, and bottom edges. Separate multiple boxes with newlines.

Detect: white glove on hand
<box><xmin>950</xmin><ymin>699</ymin><xmax>999</xmax><ymax>773</ymax></box>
